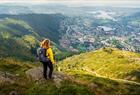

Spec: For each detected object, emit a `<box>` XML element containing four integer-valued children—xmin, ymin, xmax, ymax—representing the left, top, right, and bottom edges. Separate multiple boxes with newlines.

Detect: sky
<box><xmin>0</xmin><ymin>0</ymin><xmax>140</xmax><ymax>7</ymax></box>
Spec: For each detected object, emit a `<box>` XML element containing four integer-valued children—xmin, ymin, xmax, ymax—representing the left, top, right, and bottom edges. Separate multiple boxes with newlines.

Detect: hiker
<box><xmin>37</xmin><ymin>39</ymin><xmax>55</xmax><ymax>79</ymax></box>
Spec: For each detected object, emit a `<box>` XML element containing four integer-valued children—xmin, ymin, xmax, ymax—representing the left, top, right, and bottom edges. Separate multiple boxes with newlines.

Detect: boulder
<box><xmin>0</xmin><ymin>71</ymin><xmax>16</xmax><ymax>84</ymax></box>
<box><xmin>25</xmin><ymin>67</ymin><xmax>43</xmax><ymax>81</ymax></box>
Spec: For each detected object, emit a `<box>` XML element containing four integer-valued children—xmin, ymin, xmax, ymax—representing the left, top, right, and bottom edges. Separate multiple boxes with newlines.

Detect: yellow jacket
<box><xmin>46</xmin><ymin>47</ymin><xmax>55</xmax><ymax>64</ymax></box>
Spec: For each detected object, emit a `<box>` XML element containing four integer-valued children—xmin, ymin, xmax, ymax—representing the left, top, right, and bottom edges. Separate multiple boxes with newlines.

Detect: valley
<box><xmin>59</xmin><ymin>12</ymin><xmax>140</xmax><ymax>52</ymax></box>
<box><xmin>0</xmin><ymin>6</ymin><xmax>140</xmax><ymax>53</ymax></box>
<box><xmin>0</xmin><ymin>3</ymin><xmax>140</xmax><ymax>95</ymax></box>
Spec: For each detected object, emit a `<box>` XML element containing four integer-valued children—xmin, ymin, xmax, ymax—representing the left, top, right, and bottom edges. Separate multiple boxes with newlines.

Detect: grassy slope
<box><xmin>56</xmin><ymin>47</ymin><xmax>140</xmax><ymax>95</ymax></box>
<box><xmin>0</xmin><ymin>58</ymin><xmax>95</xmax><ymax>95</ymax></box>
<box><xmin>0</xmin><ymin>18</ymin><xmax>39</xmax><ymax>60</ymax></box>
<box><xmin>58</xmin><ymin>48</ymin><xmax>140</xmax><ymax>82</ymax></box>
<box><xmin>0</xmin><ymin>48</ymin><xmax>140</xmax><ymax>95</ymax></box>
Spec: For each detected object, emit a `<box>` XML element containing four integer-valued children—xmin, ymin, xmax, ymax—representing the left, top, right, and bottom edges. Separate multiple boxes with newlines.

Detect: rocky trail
<box><xmin>25</xmin><ymin>67</ymin><xmax>98</xmax><ymax>89</ymax></box>
<box><xmin>25</xmin><ymin>66</ymin><xmax>140</xmax><ymax>89</ymax></box>
<box><xmin>25</xmin><ymin>67</ymin><xmax>72</xmax><ymax>87</ymax></box>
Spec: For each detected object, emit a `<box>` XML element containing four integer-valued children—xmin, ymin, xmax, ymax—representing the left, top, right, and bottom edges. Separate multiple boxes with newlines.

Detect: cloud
<box><xmin>0</xmin><ymin>0</ymin><xmax>140</xmax><ymax>7</ymax></box>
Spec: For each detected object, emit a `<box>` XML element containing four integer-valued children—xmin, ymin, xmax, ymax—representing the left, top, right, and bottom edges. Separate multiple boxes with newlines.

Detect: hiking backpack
<box><xmin>37</xmin><ymin>48</ymin><xmax>49</xmax><ymax>62</ymax></box>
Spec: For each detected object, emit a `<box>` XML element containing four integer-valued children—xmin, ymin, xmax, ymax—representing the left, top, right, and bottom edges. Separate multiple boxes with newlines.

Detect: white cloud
<box><xmin>0</xmin><ymin>0</ymin><xmax>140</xmax><ymax>7</ymax></box>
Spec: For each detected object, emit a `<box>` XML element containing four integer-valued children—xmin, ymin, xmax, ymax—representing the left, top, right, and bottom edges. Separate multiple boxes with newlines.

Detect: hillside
<box><xmin>0</xmin><ymin>14</ymin><xmax>65</xmax><ymax>44</ymax></box>
<box><xmin>0</xmin><ymin>17</ymin><xmax>75</xmax><ymax>61</ymax></box>
<box><xmin>0</xmin><ymin>48</ymin><xmax>140</xmax><ymax>95</ymax></box>
<box><xmin>58</xmin><ymin>48</ymin><xmax>140</xmax><ymax>83</ymax></box>
<box><xmin>0</xmin><ymin>15</ymin><xmax>76</xmax><ymax>61</ymax></box>
<box><xmin>0</xmin><ymin>58</ymin><xmax>95</xmax><ymax>95</ymax></box>
<box><xmin>0</xmin><ymin>18</ymin><xmax>41</xmax><ymax>60</ymax></box>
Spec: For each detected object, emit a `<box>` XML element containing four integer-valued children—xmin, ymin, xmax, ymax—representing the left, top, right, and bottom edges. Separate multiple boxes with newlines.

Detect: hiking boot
<box><xmin>48</xmin><ymin>76</ymin><xmax>54</xmax><ymax>80</ymax></box>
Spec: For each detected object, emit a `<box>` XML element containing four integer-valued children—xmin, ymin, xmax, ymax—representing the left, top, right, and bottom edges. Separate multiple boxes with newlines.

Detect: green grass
<box><xmin>55</xmin><ymin>48</ymin><xmax>140</xmax><ymax>95</ymax></box>
<box><xmin>57</xmin><ymin>47</ymin><xmax>140</xmax><ymax>82</ymax></box>
<box><xmin>0</xmin><ymin>57</ymin><xmax>35</xmax><ymax>76</ymax></box>
<box><xmin>0</xmin><ymin>58</ymin><xmax>95</xmax><ymax>95</ymax></box>
<box><xmin>72</xmin><ymin>73</ymin><xmax>140</xmax><ymax>95</ymax></box>
<box><xmin>25</xmin><ymin>80</ymin><xmax>94</xmax><ymax>95</ymax></box>
<box><xmin>0</xmin><ymin>79</ymin><xmax>95</xmax><ymax>95</ymax></box>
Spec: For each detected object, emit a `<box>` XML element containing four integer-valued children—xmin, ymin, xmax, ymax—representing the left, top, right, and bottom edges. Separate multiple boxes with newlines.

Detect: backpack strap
<box><xmin>43</xmin><ymin>48</ymin><xmax>47</xmax><ymax>57</ymax></box>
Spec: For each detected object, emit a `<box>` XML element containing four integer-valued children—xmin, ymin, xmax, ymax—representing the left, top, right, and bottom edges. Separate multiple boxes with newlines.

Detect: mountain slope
<box><xmin>0</xmin><ymin>14</ymin><xmax>65</xmax><ymax>44</ymax></box>
<box><xmin>0</xmin><ymin>52</ymin><xmax>140</xmax><ymax>95</ymax></box>
<box><xmin>58</xmin><ymin>47</ymin><xmax>140</xmax><ymax>83</ymax></box>
<box><xmin>0</xmin><ymin>18</ymin><xmax>40</xmax><ymax>61</ymax></box>
<box><xmin>0</xmin><ymin>17</ymin><xmax>76</xmax><ymax>61</ymax></box>
<box><xmin>0</xmin><ymin>58</ymin><xmax>95</xmax><ymax>95</ymax></box>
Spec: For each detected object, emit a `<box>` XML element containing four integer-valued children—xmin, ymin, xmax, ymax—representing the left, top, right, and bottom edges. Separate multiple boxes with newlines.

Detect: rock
<box><xmin>25</xmin><ymin>67</ymin><xmax>75</xmax><ymax>88</ymax></box>
<box><xmin>88</xmin><ymin>83</ymin><xmax>98</xmax><ymax>89</ymax></box>
<box><xmin>0</xmin><ymin>75</ymin><xmax>15</xmax><ymax>84</ymax></box>
<box><xmin>131</xmin><ymin>76</ymin><xmax>137</xmax><ymax>81</ymax></box>
<box><xmin>53</xmin><ymin>77</ymin><xmax>62</xmax><ymax>88</ymax></box>
<box><xmin>9</xmin><ymin>91</ymin><xmax>18</xmax><ymax>95</ymax></box>
<box><xmin>25</xmin><ymin>67</ymin><xmax>43</xmax><ymax>81</ymax></box>
<box><xmin>0</xmin><ymin>71</ymin><xmax>16</xmax><ymax>84</ymax></box>
<box><xmin>26</xmin><ymin>67</ymin><xmax>64</xmax><ymax>80</ymax></box>
<box><xmin>53</xmin><ymin>72</ymin><xmax>73</xmax><ymax>88</ymax></box>
<box><xmin>125</xmin><ymin>76</ymin><xmax>132</xmax><ymax>80</ymax></box>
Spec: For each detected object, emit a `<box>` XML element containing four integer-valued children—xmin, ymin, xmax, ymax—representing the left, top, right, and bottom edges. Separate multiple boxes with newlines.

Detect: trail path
<box><xmin>83</xmin><ymin>68</ymin><xmax>140</xmax><ymax>86</ymax></box>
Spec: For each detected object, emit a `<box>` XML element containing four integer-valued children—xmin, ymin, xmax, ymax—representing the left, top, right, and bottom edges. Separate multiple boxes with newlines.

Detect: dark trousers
<box><xmin>42</xmin><ymin>61</ymin><xmax>53</xmax><ymax>79</ymax></box>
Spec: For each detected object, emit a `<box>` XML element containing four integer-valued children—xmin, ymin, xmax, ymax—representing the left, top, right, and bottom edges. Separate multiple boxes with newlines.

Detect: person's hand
<box><xmin>53</xmin><ymin>61</ymin><xmax>56</xmax><ymax>64</ymax></box>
